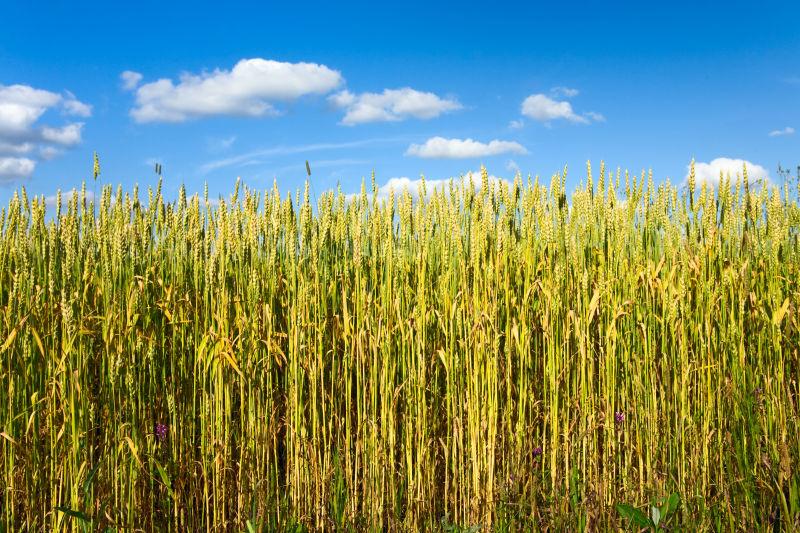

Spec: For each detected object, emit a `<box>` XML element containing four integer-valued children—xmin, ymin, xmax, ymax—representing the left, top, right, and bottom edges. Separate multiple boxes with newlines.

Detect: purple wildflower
<box><xmin>614</xmin><ymin>411</ymin><xmax>625</xmax><ymax>425</ymax></box>
<box><xmin>155</xmin><ymin>423</ymin><xmax>168</xmax><ymax>443</ymax></box>
<box><xmin>533</xmin><ymin>446</ymin><xmax>543</xmax><ymax>458</ymax></box>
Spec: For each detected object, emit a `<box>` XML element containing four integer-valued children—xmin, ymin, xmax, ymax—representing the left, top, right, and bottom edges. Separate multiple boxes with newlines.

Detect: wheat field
<box><xmin>1</xmin><ymin>162</ymin><xmax>798</xmax><ymax>531</ymax></box>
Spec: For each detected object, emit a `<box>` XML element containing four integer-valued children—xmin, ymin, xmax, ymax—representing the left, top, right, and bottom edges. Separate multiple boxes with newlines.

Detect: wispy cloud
<box><xmin>268</xmin><ymin>158</ymin><xmax>369</xmax><ymax>177</ymax></box>
<box><xmin>550</xmin><ymin>86</ymin><xmax>579</xmax><ymax>98</ymax></box>
<box><xmin>584</xmin><ymin>111</ymin><xmax>606</xmax><ymax>122</ymax></box>
<box><xmin>329</xmin><ymin>88</ymin><xmax>461</xmax><ymax>125</ymax></box>
<box><xmin>145</xmin><ymin>157</ymin><xmax>164</xmax><ymax>169</ymax></box>
<box><xmin>207</xmin><ymin>135</ymin><xmax>237</xmax><ymax>152</ymax></box>
<box><xmin>508</xmin><ymin>119</ymin><xmax>524</xmax><ymax>129</ymax></box>
<box><xmin>768</xmin><ymin>126</ymin><xmax>794</xmax><ymax>137</ymax></box>
<box><xmin>120</xmin><ymin>70</ymin><xmax>144</xmax><ymax>91</ymax></box>
<box><xmin>199</xmin><ymin>137</ymin><xmax>399</xmax><ymax>174</ymax></box>
<box><xmin>128</xmin><ymin>58</ymin><xmax>343</xmax><ymax>123</ymax></box>
<box><xmin>406</xmin><ymin>137</ymin><xmax>527</xmax><ymax>159</ymax></box>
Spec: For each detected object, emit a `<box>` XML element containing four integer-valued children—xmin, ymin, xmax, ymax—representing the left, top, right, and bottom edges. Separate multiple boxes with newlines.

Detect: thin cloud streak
<box><xmin>199</xmin><ymin>136</ymin><xmax>409</xmax><ymax>174</ymax></box>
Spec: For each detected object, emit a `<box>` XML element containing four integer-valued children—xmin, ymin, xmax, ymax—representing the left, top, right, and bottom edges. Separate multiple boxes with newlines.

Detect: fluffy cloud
<box><xmin>0</xmin><ymin>157</ymin><xmax>36</xmax><ymax>181</ymax></box>
<box><xmin>688</xmin><ymin>158</ymin><xmax>770</xmax><ymax>187</ymax></box>
<box><xmin>41</xmin><ymin>123</ymin><xmax>83</xmax><ymax>146</ymax></box>
<box><xmin>521</xmin><ymin>94</ymin><xmax>590</xmax><ymax>123</ymax></box>
<box><xmin>128</xmin><ymin>58</ymin><xmax>343</xmax><ymax>123</ymax></box>
<box><xmin>329</xmin><ymin>88</ymin><xmax>461</xmax><ymax>125</ymax></box>
<box><xmin>0</xmin><ymin>84</ymin><xmax>62</xmax><ymax>136</ymax></box>
<box><xmin>406</xmin><ymin>136</ymin><xmax>527</xmax><ymax>159</ymax></box>
<box><xmin>519</xmin><ymin>90</ymin><xmax>603</xmax><ymax>125</ymax></box>
<box><xmin>44</xmin><ymin>189</ymin><xmax>95</xmax><ymax>209</ymax></box>
<box><xmin>369</xmin><ymin>169</ymin><xmax>509</xmax><ymax>200</ymax></box>
<box><xmin>0</xmin><ymin>141</ymin><xmax>34</xmax><ymax>155</ymax></box>
<box><xmin>768</xmin><ymin>126</ymin><xmax>794</xmax><ymax>137</ymax></box>
<box><xmin>0</xmin><ymin>83</ymin><xmax>91</xmax><ymax>179</ymax></box>
<box><xmin>62</xmin><ymin>92</ymin><xmax>92</xmax><ymax>117</ymax></box>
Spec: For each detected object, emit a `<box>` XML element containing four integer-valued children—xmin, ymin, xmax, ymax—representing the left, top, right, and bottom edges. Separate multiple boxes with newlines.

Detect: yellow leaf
<box><xmin>1</xmin><ymin>316</ymin><xmax>28</xmax><ymax>353</ymax></box>
<box><xmin>197</xmin><ymin>334</ymin><xmax>210</xmax><ymax>361</ymax></box>
<box><xmin>587</xmin><ymin>289</ymin><xmax>601</xmax><ymax>325</ymax></box>
<box><xmin>223</xmin><ymin>350</ymin><xmax>243</xmax><ymax>378</ymax></box>
<box><xmin>123</xmin><ymin>437</ymin><xmax>143</xmax><ymax>468</ymax></box>
<box><xmin>773</xmin><ymin>298</ymin><xmax>790</xmax><ymax>327</ymax></box>
<box><xmin>30</xmin><ymin>326</ymin><xmax>45</xmax><ymax>357</ymax></box>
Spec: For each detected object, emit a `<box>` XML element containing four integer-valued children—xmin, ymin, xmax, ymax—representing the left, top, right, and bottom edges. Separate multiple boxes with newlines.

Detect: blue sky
<box><xmin>1</xmin><ymin>0</ymin><xmax>798</xmax><ymax>206</ymax></box>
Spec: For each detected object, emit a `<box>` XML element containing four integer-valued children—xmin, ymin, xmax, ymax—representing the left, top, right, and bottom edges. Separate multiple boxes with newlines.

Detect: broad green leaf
<box><xmin>666</xmin><ymin>492</ymin><xmax>680</xmax><ymax>515</ymax></box>
<box><xmin>616</xmin><ymin>503</ymin><xmax>651</xmax><ymax>527</ymax></box>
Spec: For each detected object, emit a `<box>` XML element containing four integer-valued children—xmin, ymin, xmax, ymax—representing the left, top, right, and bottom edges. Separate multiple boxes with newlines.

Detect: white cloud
<box><xmin>0</xmin><ymin>157</ymin><xmax>36</xmax><ymax>181</ymax></box>
<box><xmin>44</xmin><ymin>189</ymin><xmax>95</xmax><ymax>208</ymax></box>
<box><xmin>0</xmin><ymin>84</ymin><xmax>62</xmax><ymax>135</ymax></box>
<box><xmin>369</xmin><ymin>168</ymin><xmax>509</xmax><ymax>201</ymax></box>
<box><xmin>199</xmin><ymin>137</ymin><xmax>393</xmax><ymax>174</ymax></box>
<box><xmin>269</xmin><ymin>157</ymin><xmax>367</xmax><ymax>178</ymax></box>
<box><xmin>218</xmin><ymin>136</ymin><xmax>236</xmax><ymax>149</ymax></box>
<box><xmin>205</xmin><ymin>135</ymin><xmax>237</xmax><ymax>153</ymax></box>
<box><xmin>39</xmin><ymin>146</ymin><xmax>62</xmax><ymax>160</ymax></box>
<box><xmin>521</xmin><ymin>93</ymin><xmax>591</xmax><ymax>124</ymax></box>
<box><xmin>329</xmin><ymin>87</ymin><xmax>461</xmax><ymax>125</ymax></box>
<box><xmin>373</xmin><ymin>176</ymin><xmax>443</xmax><ymax>199</ymax></box>
<box><xmin>688</xmin><ymin>158</ymin><xmax>771</xmax><ymax>187</ymax></box>
<box><xmin>63</xmin><ymin>92</ymin><xmax>92</xmax><ymax>117</ymax></box>
<box><xmin>41</xmin><ymin>122</ymin><xmax>83</xmax><ymax>146</ymax></box>
<box><xmin>406</xmin><ymin>136</ymin><xmax>527</xmax><ymax>159</ymax></box>
<box><xmin>508</xmin><ymin>119</ymin><xmax>524</xmax><ymax>129</ymax></box>
<box><xmin>506</xmin><ymin>159</ymin><xmax>520</xmax><ymax>173</ymax></box>
<box><xmin>0</xmin><ymin>141</ymin><xmax>34</xmax><ymax>155</ymax></box>
<box><xmin>584</xmin><ymin>111</ymin><xmax>606</xmax><ymax>122</ymax></box>
<box><xmin>129</xmin><ymin>58</ymin><xmax>343</xmax><ymax>123</ymax></box>
<box><xmin>0</xmin><ymin>83</ymin><xmax>90</xmax><ymax>179</ymax></box>
<box><xmin>120</xmin><ymin>70</ymin><xmax>144</xmax><ymax>91</ymax></box>
<box><xmin>769</xmin><ymin>126</ymin><xmax>794</xmax><ymax>137</ymax></box>
<box><xmin>551</xmin><ymin>86</ymin><xmax>579</xmax><ymax>98</ymax></box>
